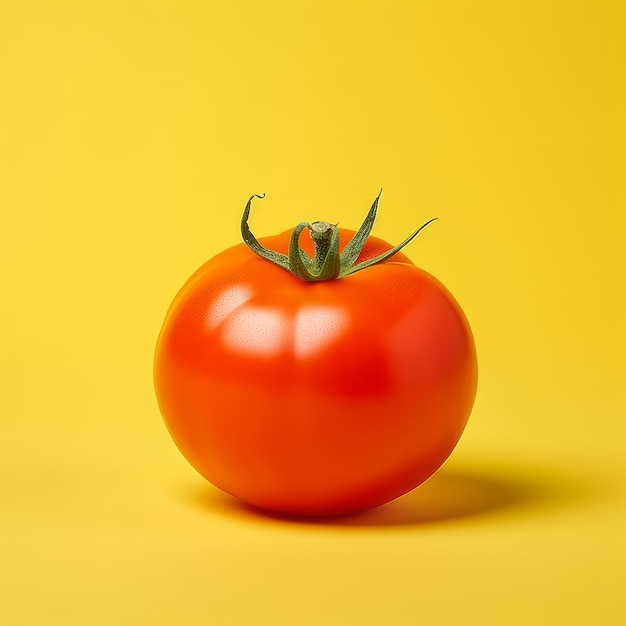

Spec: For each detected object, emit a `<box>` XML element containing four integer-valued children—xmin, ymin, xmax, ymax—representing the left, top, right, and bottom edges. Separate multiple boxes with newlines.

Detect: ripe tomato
<box><xmin>154</xmin><ymin>194</ymin><xmax>477</xmax><ymax>517</ymax></box>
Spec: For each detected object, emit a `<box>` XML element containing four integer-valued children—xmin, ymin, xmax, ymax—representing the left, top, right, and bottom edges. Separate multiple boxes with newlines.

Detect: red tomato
<box><xmin>154</xmin><ymin>197</ymin><xmax>477</xmax><ymax>517</ymax></box>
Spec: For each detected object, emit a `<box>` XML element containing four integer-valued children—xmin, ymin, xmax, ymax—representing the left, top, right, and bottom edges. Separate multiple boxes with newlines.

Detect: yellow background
<box><xmin>1</xmin><ymin>1</ymin><xmax>624</xmax><ymax>624</ymax></box>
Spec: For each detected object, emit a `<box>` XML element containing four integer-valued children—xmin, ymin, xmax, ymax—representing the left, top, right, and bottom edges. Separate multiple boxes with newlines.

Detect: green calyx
<box><xmin>241</xmin><ymin>190</ymin><xmax>437</xmax><ymax>282</ymax></box>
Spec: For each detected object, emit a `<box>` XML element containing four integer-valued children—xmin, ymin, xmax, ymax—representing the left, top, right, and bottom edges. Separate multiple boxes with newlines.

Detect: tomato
<box><xmin>154</xmin><ymin>194</ymin><xmax>477</xmax><ymax>517</ymax></box>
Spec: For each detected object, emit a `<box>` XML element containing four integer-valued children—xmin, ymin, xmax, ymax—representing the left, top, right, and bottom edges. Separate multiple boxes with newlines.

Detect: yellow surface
<box><xmin>1</xmin><ymin>1</ymin><xmax>624</xmax><ymax>624</ymax></box>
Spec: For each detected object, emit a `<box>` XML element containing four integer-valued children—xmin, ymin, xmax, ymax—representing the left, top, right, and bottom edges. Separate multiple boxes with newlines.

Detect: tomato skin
<box><xmin>154</xmin><ymin>229</ymin><xmax>477</xmax><ymax>517</ymax></box>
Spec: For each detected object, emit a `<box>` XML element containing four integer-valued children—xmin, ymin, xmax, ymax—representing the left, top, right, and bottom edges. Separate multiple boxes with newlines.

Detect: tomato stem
<box><xmin>241</xmin><ymin>191</ymin><xmax>437</xmax><ymax>281</ymax></box>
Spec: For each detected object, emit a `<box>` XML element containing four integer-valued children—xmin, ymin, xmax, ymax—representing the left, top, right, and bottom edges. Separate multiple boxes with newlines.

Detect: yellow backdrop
<box><xmin>2</xmin><ymin>1</ymin><xmax>624</xmax><ymax>624</ymax></box>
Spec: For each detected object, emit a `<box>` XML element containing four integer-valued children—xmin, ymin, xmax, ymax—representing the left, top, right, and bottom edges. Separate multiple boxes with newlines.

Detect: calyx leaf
<box><xmin>241</xmin><ymin>191</ymin><xmax>437</xmax><ymax>282</ymax></box>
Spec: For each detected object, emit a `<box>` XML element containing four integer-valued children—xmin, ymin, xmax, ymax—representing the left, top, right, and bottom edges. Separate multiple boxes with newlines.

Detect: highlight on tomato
<box><xmin>154</xmin><ymin>191</ymin><xmax>478</xmax><ymax>517</ymax></box>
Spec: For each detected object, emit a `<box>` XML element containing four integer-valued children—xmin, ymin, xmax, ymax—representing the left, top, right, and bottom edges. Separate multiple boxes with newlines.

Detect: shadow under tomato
<box><xmin>325</xmin><ymin>468</ymin><xmax>565</xmax><ymax>526</ymax></box>
<box><xmin>188</xmin><ymin>462</ymin><xmax>583</xmax><ymax>527</ymax></box>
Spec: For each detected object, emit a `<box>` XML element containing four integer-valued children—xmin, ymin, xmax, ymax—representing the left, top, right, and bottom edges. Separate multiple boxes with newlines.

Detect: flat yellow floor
<box><xmin>2</xmin><ymin>2</ymin><xmax>624</xmax><ymax>624</ymax></box>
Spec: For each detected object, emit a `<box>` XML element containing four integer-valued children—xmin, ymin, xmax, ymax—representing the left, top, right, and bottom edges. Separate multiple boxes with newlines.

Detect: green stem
<box><xmin>240</xmin><ymin>192</ymin><xmax>436</xmax><ymax>282</ymax></box>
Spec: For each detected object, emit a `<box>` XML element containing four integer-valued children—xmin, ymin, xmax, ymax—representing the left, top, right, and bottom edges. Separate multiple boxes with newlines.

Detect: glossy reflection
<box><xmin>223</xmin><ymin>306</ymin><xmax>289</xmax><ymax>357</ymax></box>
<box><xmin>294</xmin><ymin>306</ymin><xmax>348</xmax><ymax>359</ymax></box>
<box><xmin>216</xmin><ymin>300</ymin><xmax>349</xmax><ymax>360</ymax></box>
<box><xmin>206</xmin><ymin>285</ymin><xmax>254</xmax><ymax>329</ymax></box>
